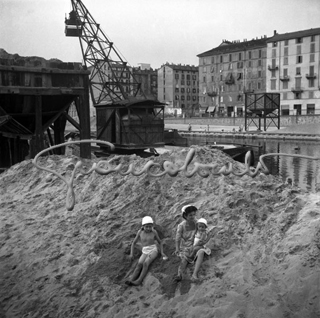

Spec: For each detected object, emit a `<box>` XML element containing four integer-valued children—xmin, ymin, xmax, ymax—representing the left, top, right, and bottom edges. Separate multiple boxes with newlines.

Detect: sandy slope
<box><xmin>0</xmin><ymin>146</ymin><xmax>319</xmax><ymax>318</ymax></box>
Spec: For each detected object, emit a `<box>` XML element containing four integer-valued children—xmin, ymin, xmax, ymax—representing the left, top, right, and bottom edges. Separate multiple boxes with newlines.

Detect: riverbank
<box><xmin>165</xmin><ymin>114</ymin><xmax>320</xmax><ymax>129</ymax></box>
<box><xmin>165</xmin><ymin>123</ymin><xmax>320</xmax><ymax>141</ymax></box>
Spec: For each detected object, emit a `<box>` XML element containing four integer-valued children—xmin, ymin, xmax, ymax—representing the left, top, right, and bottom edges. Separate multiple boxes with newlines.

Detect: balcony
<box><xmin>268</xmin><ymin>65</ymin><xmax>279</xmax><ymax>71</ymax></box>
<box><xmin>225</xmin><ymin>73</ymin><xmax>235</xmax><ymax>85</ymax></box>
<box><xmin>291</xmin><ymin>86</ymin><xmax>304</xmax><ymax>93</ymax></box>
<box><xmin>280</xmin><ymin>75</ymin><xmax>290</xmax><ymax>81</ymax></box>
<box><xmin>306</xmin><ymin>73</ymin><xmax>317</xmax><ymax>79</ymax></box>
<box><xmin>225</xmin><ymin>78</ymin><xmax>235</xmax><ymax>85</ymax></box>
<box><xmin>207</xmin><ymin>91</ymin><xmax>217</xmax><ymax>97</ymax></box>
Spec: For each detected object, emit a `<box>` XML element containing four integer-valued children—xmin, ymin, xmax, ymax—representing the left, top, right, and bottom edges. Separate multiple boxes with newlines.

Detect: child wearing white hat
<box><xmin>190</xmin><ymin>218</ymin><xmax>212</xmax><ymax>265</ymax></box>
<box><xmin>193</xmin><ymin>218</ymin><xmax>209</xmax><ymax>247</ymax></box>
<box><xmin>125</xmin><ymin>216</ymin><xmax>167</xmax><ymax>286</ymax></box>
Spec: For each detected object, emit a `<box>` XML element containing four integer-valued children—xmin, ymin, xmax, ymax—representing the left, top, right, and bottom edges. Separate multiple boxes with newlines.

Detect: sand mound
<box><xmin>0</xmin><ymin>146</ymin><xmax>319</xmax><ymax>318</ymax></box>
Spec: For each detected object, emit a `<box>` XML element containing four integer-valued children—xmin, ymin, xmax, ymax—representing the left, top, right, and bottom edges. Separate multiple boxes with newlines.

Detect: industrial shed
<box><xmin>0</xmin><ymin>49</ymin><xmax>91</xmax><ymax>171</ymax></box>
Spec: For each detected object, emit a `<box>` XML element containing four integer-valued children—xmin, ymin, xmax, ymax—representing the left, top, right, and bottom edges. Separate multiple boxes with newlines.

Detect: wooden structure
<box><xmin>65</xmin><ymin>0</ymin><xmax>165</xmax><ymax>152</ymax></box>
<box><xmin>0</xmin><ymin>52</ymin><xmax>91</xmax><ymax>170</ymax></box>
<box><xmin>96</xmin><ymin>100</ymin><xmax>164</xmax><ymax>150</ymax></box>
<box><xmin>244</xmin><ymin>93</ymin><xmax>280</xmax><ymax>131</ymax></box>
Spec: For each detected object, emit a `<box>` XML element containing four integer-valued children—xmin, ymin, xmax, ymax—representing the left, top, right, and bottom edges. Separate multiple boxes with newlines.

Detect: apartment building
<box><xmin>157</xmin><ymin>63</ymin><xmax>199</xmax><ymax>117</ymax></box>
<box><xmin>266</xmin><ymin>28</ymin><xmax>320</xmax><ymax>115</ymax></box>
<box><xmin>132</xmin><ymin>64</ymin><xmax>158</xmax><ymax>100</ymax></box>
<box><xmin>197</xmin><ymin>36</ymin><xmax>270</xmax><ymax>117</ymax></box>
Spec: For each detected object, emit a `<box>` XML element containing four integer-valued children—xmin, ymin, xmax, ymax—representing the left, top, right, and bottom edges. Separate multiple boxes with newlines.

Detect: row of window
<box><xmin>271</xmin><ymin>66</ymin><xmax>316</xmax><ymax>78</ymax></box>
<box><xmin>281</xmin><ymin>104</ymin><xmax>315</xmax><ymax>115</ymax></box>
<box><xmin>282</xmin><ymin>53</ymin><xmax>316</xmax><ymax>65</ymax></box>
<box><xmin>276</xmin><ymin>89</ymin><xmax>317</xmax><ymax>100</ymax></box>
<box><xmin>205</xmin><ymin>52</ymin><xmax>316</xmax><ymax>76</ymax></box>
<box><xmin>175</xmin><ymin>87</ymin><xmax>198</xmax><ymax>93</ymax></box>
<box><xmin>172</xmin><ymin>80</ymin><xmax>198</xmax><ymax>86</ymax></box>
<box><xmin>202</xmin><ymin>72</ymin><xmax>263</xmax><ymax>83</ymax></box>
<box><xmin>175</xmin><ymin>95</ymin><xmax>198</xmax><ymax>101</ymax></box>
<box><xmin>214</xmin><ymin>82</ymin><xmax>262</xmax><ymax>92</ymax></box>
<box><xmin>202</xmin><ymin>50</ymin><xmax>263</xmax><ymax>65</ymax></box>
<box><xmin>174</xmin><ymin>74</ymin><xmax>197</xmax><ymax>80</ymax></box>
<box><xmin>272</xmin><ymin>43</ymin><xmax>316</xmax><ymax>58</ymax></box>
<box><xmin>272</xmin><ymin>54</ymin><xmax>315</xmax><ymax>67</ymax></box>
<box><xmin>205</xmin><ymin>60</ymin><xmax>263</xmax><ymax>73</ymax></box>
<box><xmin>273</xmin><ymin>35</ymin><xmax>316</xmax><ymax>48</ymax></box>
<box><xmin>270</xmin><ymin>77</ymin><xmax>316</xmax><ymax>90</ymax></box>
<box><xmin>201</xmin><ymin>36</ymin><xmax>317</xmax><ymax>66</ymax></box>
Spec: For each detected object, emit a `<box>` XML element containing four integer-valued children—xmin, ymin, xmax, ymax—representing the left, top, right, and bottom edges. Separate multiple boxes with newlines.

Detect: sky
<box><xmin>1</xmin><ymin>0</ymin><xmax>320</xmax><ymax>69</ymax></box>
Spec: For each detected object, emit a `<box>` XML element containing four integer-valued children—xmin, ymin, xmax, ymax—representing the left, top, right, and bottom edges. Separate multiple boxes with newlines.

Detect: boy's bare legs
<box><xmin>191</xmin><ymin>250</ymin><xmax>205</xmax><ymax>280</ymax></box>
<box><xmin>129</xmin><ymin>263</ymin><xmax>142</xmax><ymax>282</ymax></box>
<box><xmin>130</xmin><ymin>250</ymin><xmax>158</xmax><ymax>286</ymax></box>
<box><xmin>125</xmin><ymin>254</ymin><xmax>147</xmax><ymax>285</ymax></box>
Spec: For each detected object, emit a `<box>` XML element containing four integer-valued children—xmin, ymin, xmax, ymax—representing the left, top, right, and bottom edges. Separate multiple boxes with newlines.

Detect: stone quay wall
<box><xmin>165</xmin><ymin>115</ymin><xmax>320</xmax><ymax>127</ymax></box>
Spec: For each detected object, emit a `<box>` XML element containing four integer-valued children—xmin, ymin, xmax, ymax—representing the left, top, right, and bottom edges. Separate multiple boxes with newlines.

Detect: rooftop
<box><xmin>162</xmin><ymin>63</ymin><xmax>198</xmax><ymax>71</ymax></box>
<box><xmin>197</xmin><ymin>36</ymin><xmax>271</xmax><ymax>57</ymax></box>
<box><xmin>267</xmin><ymin>27</ymin><xmax>320</xmax><ymax>42</ymax></box>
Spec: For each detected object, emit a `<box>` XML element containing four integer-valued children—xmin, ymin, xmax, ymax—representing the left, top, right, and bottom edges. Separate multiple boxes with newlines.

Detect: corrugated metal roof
<box><xmin>267</xmin><ymin>27</ymin><xmax>320</xmax><ymax>42</ymax></box>
<box><xmin>197</xmin><ymin>37</ymin><xmax>270</xmax><ymax>57</ymax></box>
<box><xmin>0</xmin><ymin>115</ymin><xmax>32</xmax><ymax>135</ymax></box>
<box><xmin>95</xmin><ymin>98</ymin><xmax>165</xmax><ymax>108</ymax></box>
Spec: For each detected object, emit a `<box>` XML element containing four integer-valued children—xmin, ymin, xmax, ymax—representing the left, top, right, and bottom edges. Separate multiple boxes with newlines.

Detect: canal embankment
<box><xmin>165</xmin><ymin>122</ymin><xmax>320</xmax><ymax>142</ymax></box>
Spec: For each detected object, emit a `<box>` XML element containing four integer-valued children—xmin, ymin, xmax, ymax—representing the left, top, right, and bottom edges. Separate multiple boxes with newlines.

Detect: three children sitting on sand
<box><xmin>126</xmin><ymin>209</ymin><xmax>216</xmax><ymax>286</ymax></box>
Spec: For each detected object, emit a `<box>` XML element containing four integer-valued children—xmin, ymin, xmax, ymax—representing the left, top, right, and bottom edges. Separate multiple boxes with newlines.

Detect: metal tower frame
<box><xmin>65</xmin><ymin>0</ymin><xmax>146</xmax><ymax>106</ymax></box>
<box><xmin>65</xmin><ymin>1</ymin><xmax>164</xmax><ymax>152</ymax></box>
<box><xmin>244</xmin><ymin>93</ymin><xmax>281</xmax><ymax>131</ymax></box>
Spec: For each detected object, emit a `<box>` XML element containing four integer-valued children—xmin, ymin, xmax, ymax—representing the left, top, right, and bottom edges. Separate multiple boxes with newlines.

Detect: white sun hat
<box><xmin>197</xmin><ymin>218</ymin><xmax>208</xmax><ymax>227</ymax></box>
<box><xmin>181</xmin><ymin>205</ymin><xmax>191</xmax><ymax>213</ymax></box>
<box><xmin>142</xmin><ymin>216</ymin><xmax>154</xmax><ymax>225</ymax></box>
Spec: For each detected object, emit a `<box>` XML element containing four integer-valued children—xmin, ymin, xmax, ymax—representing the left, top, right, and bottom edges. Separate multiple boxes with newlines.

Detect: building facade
<box><xmin>157</xmin><ymin>63</ymin><xmax>199</xmax><ymax>117</ymax></box>
<box><xmin>197</xmin><ymin>36</ymin><xmax>270</xmax><ymax>117</ymax></box>
<box><xmin>132</xmin><ymin>64</ymin><xmax>158</xmax><ymax>100</ymax></box>
<box><xmin>266</xmin><ymin>28</ymin><xmax>320</xmax><ymax>115</ymax></box>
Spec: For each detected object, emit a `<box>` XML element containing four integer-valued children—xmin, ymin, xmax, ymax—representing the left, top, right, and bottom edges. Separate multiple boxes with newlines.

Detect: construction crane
<box><xmin>65</xmin><ymin>0</ymin><xmax>164</xmax><ymax>153</ymax></box>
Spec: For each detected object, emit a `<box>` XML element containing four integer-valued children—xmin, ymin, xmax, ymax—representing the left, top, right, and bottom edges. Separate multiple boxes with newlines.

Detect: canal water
<box><xmin>186</xmin><ymin>134</ymin><xmax>320</xmax><ymax>192</ymax></box>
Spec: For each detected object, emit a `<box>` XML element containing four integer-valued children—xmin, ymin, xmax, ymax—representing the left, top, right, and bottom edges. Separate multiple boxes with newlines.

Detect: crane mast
<box><xmin>65</xmin><ymin>0</ymin><xmax>165</xmax><ymax>152</ymax></box>
<box><xmin>65</xmin><ymin>0</ymin><xmax>145</xmax><ymax>106</ymax></box>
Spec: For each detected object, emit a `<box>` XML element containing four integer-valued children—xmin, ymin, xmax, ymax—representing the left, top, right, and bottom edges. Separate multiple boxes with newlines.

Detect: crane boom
<box><xmin>65</xmin><ymin>0</ymin><xmax>145</xmax><ymax>106</ymax></box>
<box><xmin>65</xmin><ymin>0</ymin><xmax>165</xmax><ymax>152</ymax></box>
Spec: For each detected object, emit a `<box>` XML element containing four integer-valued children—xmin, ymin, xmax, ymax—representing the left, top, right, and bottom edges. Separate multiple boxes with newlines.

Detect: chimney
<box><xmin>274</xmin><ymin>30</ymin><xmax>277</xmax><ymax>35</ymax></box>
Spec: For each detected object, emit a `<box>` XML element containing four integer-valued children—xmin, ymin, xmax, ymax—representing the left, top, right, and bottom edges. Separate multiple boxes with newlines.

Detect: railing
<box><xmin>291</xmin><ymin>86</ymin><xmax>304</xmax><ymax>92</ymax></box>
<box><xmin>280</xmin><ymin>76</ymin><xmax>290</xmax><ymax>81</ymax></box>
<box><xmin>207</xmin><ymin>91</ymin><xmax>217</xmax><ymax>97</ymax></box>
<box><xmin>225</xmin><ymin>79</ymin><xmax>234</xmax><ymax>85</ymax></box>
<box><xmin>306</xmin><ymin>73</ymin><xmax>317</xmax><ymax>79</ymax></box>
<box><xmin>268</xmin><ymin>65</ymin><xmax>279</xmax><ymax>71</ymax></box>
